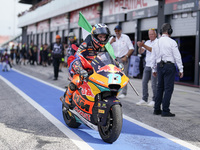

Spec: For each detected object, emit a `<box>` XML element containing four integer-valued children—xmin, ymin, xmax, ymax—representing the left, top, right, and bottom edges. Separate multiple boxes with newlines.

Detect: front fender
<box><xmin>98</xmin><ymin>96</ymin><xmax>122</xmax><ymax>126</ymax></box>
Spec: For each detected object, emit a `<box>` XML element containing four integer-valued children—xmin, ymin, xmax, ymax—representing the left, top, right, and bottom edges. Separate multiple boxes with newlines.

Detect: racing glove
<box><xmin>80</xmin><ymin>69</ymin><xmax>88</xmax><ymax>79</ymax></box>
<box><xmin>118</xmin><ymin>63</ymin><xmax>124</xmax><ymax>71</ymax></box>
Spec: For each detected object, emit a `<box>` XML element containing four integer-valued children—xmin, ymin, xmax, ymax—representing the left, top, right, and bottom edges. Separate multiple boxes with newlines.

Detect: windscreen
<box><xmin>96</xmin><ymin>52</ymin><xmax>115</xmax><ymax>66</ymax></box>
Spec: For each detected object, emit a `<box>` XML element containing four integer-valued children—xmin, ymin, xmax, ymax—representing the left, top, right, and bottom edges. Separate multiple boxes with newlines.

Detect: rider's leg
<box><xmin>65</xmin><ymin>74</ymin><xmax>82</xmax><ymax>105</ymax></box>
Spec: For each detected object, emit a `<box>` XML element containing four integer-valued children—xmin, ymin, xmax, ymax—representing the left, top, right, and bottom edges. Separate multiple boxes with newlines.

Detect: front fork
<box><xmin>97</xmin><ymin>96</ymin><xmax>122</xmax><ymax>126</ymax></box>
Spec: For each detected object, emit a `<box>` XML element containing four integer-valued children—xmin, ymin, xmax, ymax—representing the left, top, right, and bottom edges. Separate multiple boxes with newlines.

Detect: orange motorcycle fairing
<box><xmin>72</xmin><ymin>91</ymin><xmax>94</xmax><ymax>114</ymax></box>
<box><xmin>89</xmin><ymin>64</ymin><xmax>129</xmax><ymax>90</ymax></box>
<box><xmin>89</xmin><ymin>70</ymin><xmax>109</xmax><ymax>88</ymax></box>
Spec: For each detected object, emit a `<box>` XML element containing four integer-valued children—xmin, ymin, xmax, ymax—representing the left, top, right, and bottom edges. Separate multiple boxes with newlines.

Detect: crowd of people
<box><xmin>0</xmin><ymin>42</ymin><xmax>53</xmax><ymax>70</ymax></box>
<box><xmin>0</xmin><ymin>32</ymin><xmax>79</xmax><ymax>76</ymax></box>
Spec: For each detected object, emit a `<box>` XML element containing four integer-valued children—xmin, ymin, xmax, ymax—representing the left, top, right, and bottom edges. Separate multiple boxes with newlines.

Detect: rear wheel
<box><xmin>62</xmin><ymin>104</ymin><xmax>81</xmax><ymax>128</ymax></box>
<box><xmin>98</xmin><ymin>104</ymin><xmax>122</xmax><ymax>143</ymax></box>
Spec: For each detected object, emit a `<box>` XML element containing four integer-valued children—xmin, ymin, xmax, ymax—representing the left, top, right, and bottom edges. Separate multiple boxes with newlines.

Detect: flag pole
<box><xmin>112</xmin><ymin>58</ymin><xmax>139</xmax><ymax>96</ymax></box>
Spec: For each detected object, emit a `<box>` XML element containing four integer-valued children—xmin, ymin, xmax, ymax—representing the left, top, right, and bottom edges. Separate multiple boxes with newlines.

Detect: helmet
<box><xmin>56</xmin><ymin>35</ymin><xmax>61</xmax><ymax>39</ymax></box>
<box><xmin>68</xmin><ymin>32</ymin><xmax>75</xmax><ymax>37</ymax></box>
<box><xmin>68</xmin><ymin>32</ymin><xmax>76</xmax><ymax>40</ymax></box>
<box><xmin>91</xmin><ymin>24</ymin><xmax>110</xmax><ymax>48</ymax></box>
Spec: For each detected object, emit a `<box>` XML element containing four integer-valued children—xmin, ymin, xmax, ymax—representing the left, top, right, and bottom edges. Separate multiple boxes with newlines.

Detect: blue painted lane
<box><xmin>0</xmin><ymin>69</ymin><xmax>190</xmax><ymax>150</ymax></box>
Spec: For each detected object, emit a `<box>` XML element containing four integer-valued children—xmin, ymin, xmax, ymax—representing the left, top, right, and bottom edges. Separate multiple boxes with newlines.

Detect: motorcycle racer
<box><xmin>64</xmin><ymin>24</ymin><xmax>111</xmax><ymax>107</ymax></box>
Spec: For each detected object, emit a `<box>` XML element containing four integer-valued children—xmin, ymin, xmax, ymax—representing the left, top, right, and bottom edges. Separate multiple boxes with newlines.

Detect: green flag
<box><xmin>78</xmin><ymin>12</ymin><xmax>116</xmax><ymax>59</ymax></box>
<box><xmin>78</xmin><ymin>12</ymin><xmax>92</xmax><ymax>32</ymax></box>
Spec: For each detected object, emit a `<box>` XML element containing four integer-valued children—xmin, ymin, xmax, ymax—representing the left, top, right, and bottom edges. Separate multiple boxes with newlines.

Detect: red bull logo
<box><xmin>97</xmin><ymin>64</ymin><xmax>121</xmax><ymax>73</ymax></box>
<box><xmin>81</xmin><ymin>82</ymin><xmax>95</xmax><ymax>97</ymax></box>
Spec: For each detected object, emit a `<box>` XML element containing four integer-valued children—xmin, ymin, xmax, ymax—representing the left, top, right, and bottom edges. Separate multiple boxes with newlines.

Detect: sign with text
<box><xmin>103</xmin><ymin>0</ymin><xmax>158</xmax><ymax>16</ymax></box>
<box><xmin>127</xmin><ymin>5</ymin><xmax>158</xmax><ymax>20</ymax></box>
<box><xmin>50</xmin><ymin>14</ymin><xmax>68</xmax><ymax>28</ymax></box>
<box><xmin>164</xmin><ymin>0</ymin><xmax>199</xmax><ymax>14</ymax></box>
<box><xmin>37</xmin><ymin>20</ymin><xmax>49</xmax><ymax>33</ymax></box>
<box><xmin>27</xmin><ymin>24</ymin><xmax>36</xmax><ymax>34</ymax></box>
<box><xmin>102</xmin><ymin>13</ymin><xmax>125</xmax><ymax>23</ymax></box>
<box><xmin>70</xmin><ymin>4</ymin><xmax>100</xmax><ymax>23</ymax></box>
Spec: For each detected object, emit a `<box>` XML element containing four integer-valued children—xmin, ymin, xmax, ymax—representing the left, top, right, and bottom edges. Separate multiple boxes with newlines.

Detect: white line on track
<box><xmin>123</xmin><ymin>115</ymin><xmax>200</xmax><ymax>150</ymax></box>
<box><xmin>0</xmin><ymin>74</ymin><xmax>93</xmax><ymax>150</ymax></box>
<box><xmin>2</xmin><ymin>68</ymin><xmax>200</xmax><ymax>150</ymax></box>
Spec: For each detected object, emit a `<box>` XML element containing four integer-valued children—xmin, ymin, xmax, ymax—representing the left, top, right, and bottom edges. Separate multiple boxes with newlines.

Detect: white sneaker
<box><xmin>147</xmin><ymin>101</ymin><xmax>155</xmax><ymax>107</ymax></box>
<box><xmin>118</xmin><ymin>94</ymin><xmax>126</xmax><ymax>99</ymax></box>
<box><xmin>136</xmin><ymin>99</ymin><xmax>147</xmax><ymax>106</ymax></box>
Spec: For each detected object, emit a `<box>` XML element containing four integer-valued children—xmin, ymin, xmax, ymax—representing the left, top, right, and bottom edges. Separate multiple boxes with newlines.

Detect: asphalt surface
<box><xmin>0</xmin><ymin>63</ymin><xmax>200</xmax><ymax>149</ymax></box>
<box><xmin>0</xmin><ymin>65</ymin><xmax>78</xmax><ymax>150</ymax></box>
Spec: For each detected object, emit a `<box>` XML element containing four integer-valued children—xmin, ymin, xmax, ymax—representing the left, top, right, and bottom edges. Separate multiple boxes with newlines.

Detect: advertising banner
<box><xmin>164</xmin><ymin>0</ymin><xmax>199</xmax><ymax>14</ymax></box>
<box><xmin>127</xmin><ymin>5</ymin><xmax>158</xmax><ymax>20</ymax></box>
<box><xmin>37</xmin><ymin>20</ymin><xmax>49</xmax><ymax>33</ymax></box>
<box><xmin>103</xmin><ymin>0</ymin><xmax>158</xmax><ymax>22</ymax></box>
<box><xmin>70</xmin><ymin>4</ymin><xmax>100</xmax><ymax>28</ymax></box>
<box><xmin>50</xmin><ymin>14</ymin><xmax>68</xmax><ymax>28</ymax></box>
<box><xmin>27</xmin><ymin>24</ymin><xmax>36</xmax><ymax>34</ymax></box>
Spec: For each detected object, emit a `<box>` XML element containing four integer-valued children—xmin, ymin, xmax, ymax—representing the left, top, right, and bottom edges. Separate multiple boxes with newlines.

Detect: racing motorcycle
<box><xmin>60</xmin><ymin>52</ymin><xmax>129</xmax><ymax>143</ymax></box>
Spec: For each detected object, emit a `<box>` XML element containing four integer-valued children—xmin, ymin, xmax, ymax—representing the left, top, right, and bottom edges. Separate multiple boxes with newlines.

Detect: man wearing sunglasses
<box><xmin>136</xmin><ymin>28</ymin><xmax>158</xmax><ymax>107</ymax></box>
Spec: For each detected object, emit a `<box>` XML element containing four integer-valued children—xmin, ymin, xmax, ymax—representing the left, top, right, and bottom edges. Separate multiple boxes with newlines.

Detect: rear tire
<box><xmin>98</xmin><ymin>104</ymin><xmax>122</xmax><ymax>143</ymax></box>
<box><xmin>62</xmin><ymin>104</ymin><xmax>81</xmax><ymax>128</ymax></box>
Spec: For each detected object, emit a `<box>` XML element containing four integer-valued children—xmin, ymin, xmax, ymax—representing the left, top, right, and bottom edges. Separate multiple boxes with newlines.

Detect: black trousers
<box><xmin>154</xmin><ymin>63</ymin><xmax>176</xmax><ymax>114</ymax></box>
<box><xmin>53</xmin><ymin>58</ymin><xmax>60</xmax><ymax>79</ymax></box>
<box><xmin>16</xmin><ymin>55</ymin><xmax>20</xmax><ymax>64</ymax></box>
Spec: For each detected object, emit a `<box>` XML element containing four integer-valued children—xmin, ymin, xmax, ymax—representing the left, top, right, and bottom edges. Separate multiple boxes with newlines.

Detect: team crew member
<box><xmin>10</xmin><ymin>44</ymin><xmax>15</xmax><ymax>66</ymax></box>
<box><xmin>64</xmin><ymin>24</ymin><xmax>111</xmax><ymax>106</ymax></box>
<box><xmin>47</xmin><ymin>50</ymin><xmax>52</xmax><ymax>66</ymax></box>
<box><xmin>59</xmin><ymin>50</ymin><xmax>65</xmax><ymax>72</ymax></box>
<box><xmin>21</xmin><ymin>43</ymin><xmax>27</xmax><ymax>65</ymax></box>
<box><xmin>42</xmin><ymin>43</ymin><xmax>48</xmax><ymax>67</ymax></box>
<box><xmin>1</xmin><ymin>50</ymin><xmax>10</xmax><ymax>71</ymax></box>
<box><xmin>66</xmin><ymin>32</ymin><xmax>79</xmax><ymax>61</ymax></box>
<box><xmin>136</xmin><ymin>28</ymin><xmax>158</xmax><ymax>107</ymax></box>
<box><xmin>51</xmin><ymin>35</ymin><xmax>64</xmax><ymax>80</ymax></box>
<box><xmin>28</xmin><ymin>42</ymin><xmax>34</xmax><ymax>65</ymax></box>
<box><xmin>32</xmin><ymin>45</ymin><xmax>38</xmax><ymax>65</ymax></box>
<box><xmin>40</xmin><ymin>45</ymin><xmax>43</xmax><ymax>65</ymax></box>
<box><xmin>110</xmin><ymin>25</ymin><xmax>134</xmax><ymax>99</ymax></box>
<box><xmin>15</xmin><ymin>43</ymin><xmax>20</xmax><ymax>65</ymax></box>
<box><xmin>151</xmin><ymin>23</ymin><xmax>184</xmax><ymax>117</ymax></box>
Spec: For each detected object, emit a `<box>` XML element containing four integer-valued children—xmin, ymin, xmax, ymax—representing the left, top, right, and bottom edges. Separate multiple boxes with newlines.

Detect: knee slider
<box><xmin>69</xmin><ymin>83</ymin><xmax>77</xmax><ymax>91</ymax></box>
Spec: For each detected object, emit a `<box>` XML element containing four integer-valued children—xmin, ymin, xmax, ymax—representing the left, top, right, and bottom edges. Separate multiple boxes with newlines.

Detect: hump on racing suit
<box><xmin>68</xmin><ymin>35</ymin><xmax>95</xmax><ymax>75</ymax></box>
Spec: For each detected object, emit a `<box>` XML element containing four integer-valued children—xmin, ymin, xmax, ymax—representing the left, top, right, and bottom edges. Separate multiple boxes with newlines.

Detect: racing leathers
<box><xmin>65</xmin><ymin>35</ymin><xmax>100</xmax><ymax>105</ymax></box>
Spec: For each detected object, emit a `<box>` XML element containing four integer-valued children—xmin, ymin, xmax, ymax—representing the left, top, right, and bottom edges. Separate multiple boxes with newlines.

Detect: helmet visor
<box><xmin>93</xmin><ymin>27</ymin><xmax>110</xmax><ymax>35</ymax></box>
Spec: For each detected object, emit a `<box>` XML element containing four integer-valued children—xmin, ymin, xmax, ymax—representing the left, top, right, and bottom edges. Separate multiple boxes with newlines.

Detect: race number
<box><xmin>108</xmin><ymin>74</ymin><xmax>121</xmax><ymax>84</ymax></box>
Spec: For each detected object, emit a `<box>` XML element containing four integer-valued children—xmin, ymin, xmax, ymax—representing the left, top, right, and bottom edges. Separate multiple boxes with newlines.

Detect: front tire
<box><xmin>98</xmin><ymin>104</ymin><xmax>123</xmax><ymax>143</ymax></box>
<box><xmin>62</xmin><ymin>104</ymin><xmax>81</xmax><ymax>128</ymax></box>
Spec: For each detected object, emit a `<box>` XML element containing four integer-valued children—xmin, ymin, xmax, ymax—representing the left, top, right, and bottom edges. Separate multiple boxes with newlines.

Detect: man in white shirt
<box><xmin>110</xmin><ymin>25</ymin><xmax>134</xmax><ymax>98</ymax></box>
<box><xmin>151</xmin><ymin>23</ymin><xmax>184</xmax><ymax>117</ymax></box>
<box><xmin>136</xmin><ymin>28</ymin><xmax>158</xmax><ymax>107</ymax></box>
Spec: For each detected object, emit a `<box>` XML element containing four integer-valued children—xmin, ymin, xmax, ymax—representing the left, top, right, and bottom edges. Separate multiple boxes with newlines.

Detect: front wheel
<box><xmin>98</xmin><ymin>104</ymin><xmax>123</xmax><ymax>143</ymax></box>
<box><xmin>62</xmin><ymin>104</ymin><xmax>81</xmax><ymax>128</ymax></box>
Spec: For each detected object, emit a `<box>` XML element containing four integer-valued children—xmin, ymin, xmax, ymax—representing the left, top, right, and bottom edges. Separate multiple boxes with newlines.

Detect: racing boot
<box><xmin>63</xmin><ymin>74</ymin><xmax>83</xmax><ymax>108</ymax></box>
<box><xmin>64</xmin><ymin>88</ymin><xmax>73</xmax><ymax>105</ymax></box>
<box><xmin>64</xmin><ymin>82</ymin><xmax>78</xmax><ymax>107</ymax></box>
